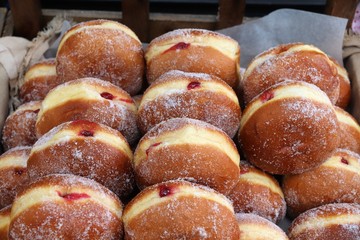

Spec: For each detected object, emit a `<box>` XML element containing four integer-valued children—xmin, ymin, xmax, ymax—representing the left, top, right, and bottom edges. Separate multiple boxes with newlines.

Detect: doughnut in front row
<box><xmin>238</xmin><ymin>80</ymin><xmax>339</xmax><ymax>174</ymax></box>
<box><xmin>288</xmin><ymin>203</ymin><xmax>360</xmax><ymax>240</ymax></box>
<box><xmin>283</xmin><ymin>148</ymin><xmax>360</xmax><ymax>218</ymax></box>
<box><xmin>28</xmin><ymin>120</ymin><xmax>135</xmax><ymax>202</ymax></box>
<box><xmin>56</xmin><ymin>19</ymin><xmax>144</xmax><ymax>96</ymax></box>
<box><xmin>122</xmin><ymin>180</ymin><xmax>240</xmax><ymax>239</ymax></box>
<box><xmin>145</xmin><ymin>28</ymin><xmax>241</xmax><ymax>88</ymax></box>
<box><xmin>35</xmin><ymin>77</ymin><xmax>139</xmax><ymax>145</ymax></box>
<box><xmin>138</xmin><ymin>70</ymin><xmax>241</xmax><ymax>138</ymax></box>
<box><xmin>2</xmin><ymin>101</ymin><xmax>41</xmax><ymax>151</ymax></box>
<box><xmin>133</xmin><ymin>118</ymin><xmax>240</xmax><ymax>195</ymax></box>
<box><xmin>8</xmin><ymin>174</ymin><xmax>123</xmax><ymax>240</ymax></box>
<box><xmin>241</xmin><ymin>43</ymin><xmax>339</xmax><ymax>104</ymax></box>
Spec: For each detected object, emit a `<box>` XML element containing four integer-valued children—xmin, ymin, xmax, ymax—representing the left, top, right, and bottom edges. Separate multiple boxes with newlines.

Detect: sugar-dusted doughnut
<box><xmin>239</xmin><ymin>80</ymin><xmax>339</xmax><ymax>174</ymax></box>
<box><xmin>236</xmin><ymin>213</ymin><xmax>288</xmax><ymax>240</ymax></box>
<box><xmin>145</xmin><ymin>28</ymin><xmax>240</xmax><ymax>88</ymax></box>
<box><xmin>330</xmin><ymin>57</ymin><xmax>351</xmax><ymax>109</ymax></box>
<box><xmin>133</xmin><ymin>118</ymin><xmax>240</xmax><ymax>194</ymax></box>
<box><xmin>122</xmin><ymin>180</ymin><xmax>240</xmax><ymax>239</ymax></box>
<box><xmin>56</xmin><ymin>19</ymin><xmax>144</xmax><ymax>96</ymax></box>
<box><xmin>138</xmin><ymin>70</ymin><xmax>241</xmax><ymax>137</ymax></box>
<box><xmin>0</xmin><ymin>146</ymin><xmax>30</xmax><ymax>209</ymax></box>
<box><xmin>335</xmin><ymin>106</ymin><xmax>360</xmax><ymax>154</ymax></box>
<box><xmin>227</xmin><ymin>161</ymin><xmax>286</xmax><ymax>223</ymax></box>
<box><xmin>283</xmin><ymin>148</ymin><xmax>360</xmax><ymax>218</ymax></box>
<box><xmin>288</xmin><ymin>203</ymin><xmax>360</xmax><ymax>240</ymax></box>
<box><xmin>8</xmin><ymin>174</ymin><xmax>123</xmax><ymax>240</ymax></box>
<box><xmin>242</xmin><ymin>43</ymin><xmax>339</xmax><ymax>104</ymax></box>
<box><xmin>0</xmin><ymin>205</ymin><xmax>11</xmax><ymax>240</ymax></box>
<box><xmin>2</xmin><ymin>101</ymin><xmax>41</xmax><ymax>151</ymax></box>
<box><xmin>35</xmin><ymin>77</ymin><xmax>139</xmax><ymax>145</ymax></box>
<box><xmin>28</xmin><ymin>120</ymin><xmax>135</xmax><ymax>201</ymax></box>
<box><xmin>19</xmin><ymin>58</ymin><xmax>61</xmax><ymax>102</ymax></box>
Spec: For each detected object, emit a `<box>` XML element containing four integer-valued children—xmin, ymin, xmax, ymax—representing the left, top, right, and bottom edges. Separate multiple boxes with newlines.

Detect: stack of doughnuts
<box><xmin>1</xmin><ymin>18</ymin><xmax>358</xmax><ymax>239</ymax></box>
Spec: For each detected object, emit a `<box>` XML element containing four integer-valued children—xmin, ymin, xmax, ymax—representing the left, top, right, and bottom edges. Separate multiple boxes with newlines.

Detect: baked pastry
<box><xmin>242</xmin><ymin>43</ymin><xmax>339</xmax><ymax>104</ymax></box>
<box><xmin>238</xmin><ymin>80</ymin><xmax>339</xmax><ymax>174</ymax></box>
<box><xmin>2</xmin><ymin>101</ymin><xmax>41</xmax><ymax>151</ymax></box>
<box><xmin>133</xmin><ymin>118</ymin><xmax>240</xmax><ymax>194</ymax></box>
<box><xmin>227</xmin><ymin>161</ymin><xmax>286</xmax><ymax>223</ymax></box>
<box><xmin>138</xmin><ymin>70</ymin><xmax>241</xmax><ymax>138</ymax></box>
<box><xmin>19</xmin><ymin>58</ymin><xmax>61</xmax><ymax>102</ymax></box>
<box><xmin>122</xmin><ymin>180</ymin><xmax>240</xmax><ymax>239</ymax></box>
<box><xmin>35</xmin><ymin>77</ymin><xmax>139</xmax><ymax>145</ymax></box>
<box><xmin>8</xmin><ymin>174</ymin><xmax>123</xmax><ymax>240</ymax></box>
<box><xmin>236</xmin><ymin>213</ymin><xmax>288</xmax><ymax>240</ymax></box>
<box><xmin>56</xmin><ymin>19</ymin><xmax>144</xmax><ymax>96</ymax></box>
<box><xmin>288</xmin><ymin>203</ymin><xmax>360</xmax><ymax>240</ymax></box>
<box><xmin>0</xmin><ymin>146</ymin><xmax>30</xmax><ymax>209</ymax></box>
<box><xmin>330</xmin><ymin>57</ymin><xmax>351</xmax><ymax>108</ymax></box>
<box><xmin>335</xmin><ymin>106</ymin><xmax>360</xmax><ymax>154</ymax></box>
<box><xmin>28</xmin><ymin>120</ymin><xmax>135</xmax><ymax>201</ymax></box>
<box><xmin>0</xmin><ymin>205</ymin><xmax>11</xmax><ymax>240</ymax></box>
<box><xmin>145</xmin><ymin>28</ymin><xmax>240</xmax><ymax>88</ymax></box>
<box><xmin>283</xmin><ymin>148</ymin><xmax>360</xmax><ymax>218</ymax></box>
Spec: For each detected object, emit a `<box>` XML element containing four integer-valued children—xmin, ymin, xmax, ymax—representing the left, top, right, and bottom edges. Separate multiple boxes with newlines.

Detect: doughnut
<box><xmin>0</xmin><ymin>205</ymin><xmax>11</xmax><ymax>240</ymax></box>
<box><xmin>138</xmin><ymin>70</ymin><xmax>241</xmax><ymax>137</ymax></box>
<box><xmin>145</xmin><ymin>28</ymin><xmax>240</xmax><ymax>88</ymax></box>
<box><xmin>8</xmin><ymin>174</ymin><xmax>123</xmax><ymax>240</ymax></box>
<box><xmin>0</xmin><ymin>146</ymin><xmax>30</xmax><ymax>209</ymax></box>
<box><xmin>330</xmin><ymin>57</ymin><xmax>351</xmax><ymax>108</ymax></box>
<box><xmin>122</xmin><ymin>180</ymin><xmax>240</xmax><ymax>239</ymax></box>
<box><xmin>236</xmin><ymin>213</ymin><xmax>288</xmax><ymax>240</ymax></box>
<box><xmin>335</xmin><ymin>106</ymin><xmax>360</xmax><ymax>154</ymax></box>
<box><xmin>28</xmin><ymin>120</ymin><xmax>135</xmax><ymax>201</ymax></box>
<box><xmin>227</xmin><ymin>161</ymin><xmax>286</xmax><ymax>223</ymax></box>
<box><xmin>242</xmin><ymin>43</ymin><xmax>339</xmax><ymax>104</ymax></box>
<box><xmin>288</xmin><ymin>203</ymin><xmax>360</xmax><ymax>240</ymax></box>
<box><xmin>35</xmin><ymin>77</ymin><xmax>139</xmax><ymax>145</ymax></box>
<box><xmin>2</xmin><ymin>101</ymin><xmax>41</xmax><ymax>151</ymax></box>
<box><xmin>283</xmin><ymin>148</ymin><xmax>360</xmax><ymax>218</ymax></box>
<box><xmin>238</xmin><ymin>80</ymin><xmax>339</xmax><ymax>174</ymax></box>
<box><xmin>19</xmin><ymin>58</ymin><xmax>61</xmax><ymax>102</ymax></box>
<box><xmin>56</xmin><ymin>19</ymin><xmax>144</xmax><ymax>96</ymax></box>
<box><xmin>133</xmin><ymin>118</ymin><xmax>240</xmax><ymax>194</ymax></box>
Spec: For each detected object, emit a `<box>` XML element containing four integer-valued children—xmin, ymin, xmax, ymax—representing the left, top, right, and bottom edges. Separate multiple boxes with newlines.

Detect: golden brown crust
<box><xmin>28</xmin><ymin>120</ymin><xmax>135</xmax><ymax>201</ymax></box>
<box><xmin>227</xmin><ymin>161</ymin><xmax>286</xmax><ymax>223</ymax></box>
<box><xmin>56</xmin><ymin>19</ymin><xmax>144</xmax><ymax>96</ymax></box>
<box><xmin>283</xmin><ymin>149</ymin><xmax>360</xmax><ymax>218</ymax></box>
<box><xmin>2</xmin><ymin>101</ymin><xmax>41</xmax><ymax>151</ymax></box>
<box><xmin>242</xmin><ymin>43</ymin><xmax>339</xmax><ymax>104</ymax></box>
<box><xmin>239</xmin><ymin>81</ymin><xmax>339</xmax><ymax>174</ymax></box>
<box><xmin>145</xmin><ymin>28</ymin><xmax>240</xmax><ymax>87</ymax></box>
<box><xmin>329</xmin><ymin>57</ymin><xmax>351</xmax><ymax>109</ymax></box>
<box><xmin>138</xmin><ymin>70</ymin><xmax>241</xmax><ymax>137</ymax></box>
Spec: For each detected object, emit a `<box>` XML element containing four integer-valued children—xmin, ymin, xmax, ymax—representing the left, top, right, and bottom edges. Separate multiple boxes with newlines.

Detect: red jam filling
<box><xmin>341</xmin><ymin>157</ymin><xmax>349</xmax><ymax>165</ymax></box>
<box><xmin>163</xmin><ymin>42</ymin><xmax>191</xmax><ymax>54</ymax></box>
<box><xmin>14</xmin><ymin>168</ymin><xmax>25</xmax><ymax>176</ymax></box>
<box><xmin>260</xmin><ymin>90</ymin><xmax>274</xmax><ymax>103</ymax></box>
<box><xmin>79</xmin><ymin>130</ymin><xmax>94</xmax><ymax>137</ymax></box>
<box><xmin>146</xmin><ymin>142</ymin><xmax>162</xmax><ymax>156</ymax></box>
<box><xmin>187</xmin><ymin>81</ymin><xmax>201</xmax><ymax>90</ymax></box>
<box><xmin>33</xmin><ymin>109</ymin><xmax>40</xmax><ymax>114</ymax></box>
<box><xmin>57</xmin><ymin>191</ymin><xmax>90</xmax><ymax>201</ymax></box>
<box><xmin>118</xmin><ymin>98</ymin><xmax>134</xmax><ymax>104</ymax></box>
<box><xmin>240</xmin><ymin>167</ymin><xmax>249</xmax><ymax>175</ymax></box>
<box><xmin>100</xmin><ymin>92</ymin><xmax>115</xmax><ymax>100</ymax></box>
<box><xmin>159</xmin><ymin>185</ymin><xmax>174</xmax><ymax>198</ymax></box>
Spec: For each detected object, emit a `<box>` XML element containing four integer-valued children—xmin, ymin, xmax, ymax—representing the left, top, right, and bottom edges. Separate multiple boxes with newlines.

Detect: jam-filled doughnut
<box><xmin>0</xmin><ymin>205</ymin><xmax>11</xmax><ymax>240</ymax></box>
<box><xmin>330</xmin><ymin>57</ymin><xmax>351</xmax><ymax>109</ymax></box>
<box><xmin>8</xmin><ymin>174</ymin><xmax>123</xmax><ymax>240</ymax></box>
<box><xmin>283</xmin><ymin>148</ymin><xmax>360</xmax><ymax>218</ymax></box>
<box><xmin>122</xmin><ymin>180</ymin><xmax>240</xmax><ymax>239</ymax></box>
<box><xmin>0</xmin><ymin>147</ymin><xmax>30</xmax><ymax>209</ymax></box>
<box><xmin>28</xmin><ymin>120</ymin><xmax>135</xmax><ymax>201</ymax></box>
<box><xmin>35</xmin><ymin>77</ymin><xmax>139</xmax><ymax>145</ymax></box>
<box><xmin>133</xmin><ymin>118</ymin><xmax>240</xmax><ymax>194</ymax></box>
<box><xmin>288</xmin><ymin>203</ymin><xmax>360</xmax><ymax>240</ymax></box>
<box><xmin>335</xmin><ymin>106</ymin><xmax>360</xmax><ymax>154</ymax></box>
<box><xmin>56</xmin><ymin>19</ymin><xmax>144</xmax><ymax>96</ymax></box>
<box><xmin>138</xmin><ymin>70</ymin><xmax>241</xmax><ymax>137</ymax></box>
<box><xmin>238</xmin><ymin>80</ymin><xmax>339</xmax><ymax>174</ymax></box>
<box><xmin>236</xmin><ymin>213</ymin><xmax>289</xmax><ymax>240</ymax></box>
<box><xmin>2</xmin><ymin>101</ymin><xmax>41</xmax><ymax>151</ymax></box>
<box><xmin>145</xmin><ymin>28</ymin><xmax>240</xmax><ymax>88</ymax></box>
<box><xmin>227</xmin><ymin>161</ymin><xmax>286</xmax><ymax>223</ymax></box>
<box><xmin>19</xmin><ymin>59</ymin><xmax>61</xmax><ymax>102</ymax></box>
<box><xmin>242</xmin><ymin>43</ymin><xmax>339</xmax><ymax>104</ymax></box>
